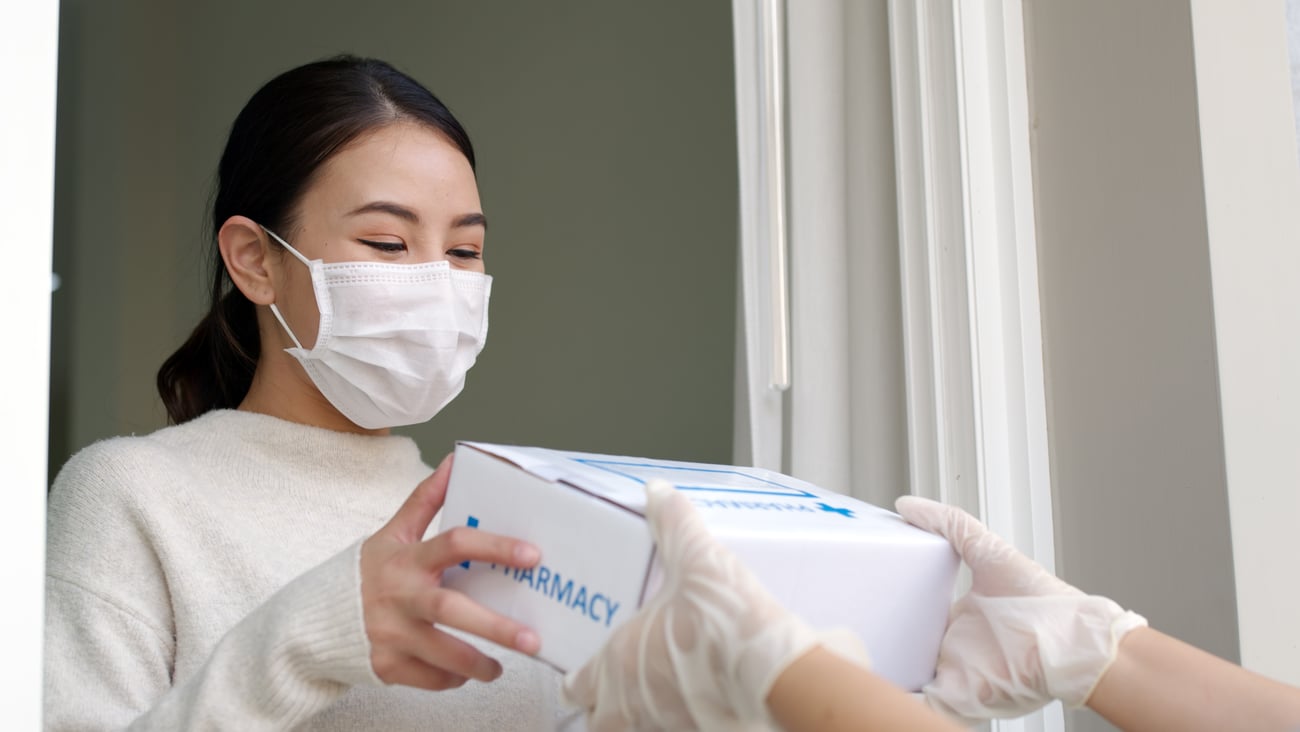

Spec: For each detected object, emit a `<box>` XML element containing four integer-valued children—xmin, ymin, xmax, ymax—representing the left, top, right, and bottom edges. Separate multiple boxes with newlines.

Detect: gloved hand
<box><xmin>564</xmin><ymin>480</ymin><xmax>869</xmax><ymax>731</ymax></box>
<box><xmin>894</xmin><ymin>496</ymin><xmax>1147</xmax><ymax>723</ymax></box>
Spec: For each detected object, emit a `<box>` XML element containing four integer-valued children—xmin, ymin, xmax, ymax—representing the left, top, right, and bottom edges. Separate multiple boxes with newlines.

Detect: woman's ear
<box><xmin>218</xmin><ymin>216</ymin><xmax>277</xmax><ymax>306</ymax></box>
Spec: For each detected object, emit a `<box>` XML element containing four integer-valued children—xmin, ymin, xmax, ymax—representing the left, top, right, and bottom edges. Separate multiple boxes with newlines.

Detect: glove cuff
<box><xmin>727</xmin><ymin>618</ymin><xmax>818</xmax><ymax>724</ymax></box>
<box><xmin>729</xmin><ymin>622</ymin><xmax>872</xmax><ymax>726</ymax></box>
<box><xmin>1072</xmin><ymin>609</ymin><xmax>1147</xmax><ymax>708</ymax></box>
<box><xmin>1046</xmin><ymin>599</ymin><xmax>1148</xmax><ymax>707</ymax></box>
<box><xmin>816</xmin><ymin>627</ymin><xmax>873</xmax><ymax>670</ymax></box>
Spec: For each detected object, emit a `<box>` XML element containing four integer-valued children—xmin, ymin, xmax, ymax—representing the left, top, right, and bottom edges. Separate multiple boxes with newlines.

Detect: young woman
<box><xmin>44</xmin><ymin>56</ymin><xmax>563</xmax><ymax>730</ymax></box>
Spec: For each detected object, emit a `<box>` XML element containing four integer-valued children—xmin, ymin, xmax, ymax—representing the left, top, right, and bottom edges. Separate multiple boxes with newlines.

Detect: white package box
<box><xmin>436</xmin><ymin>442</ymin><xmax>959</xmax><ymax>691</ymax></box>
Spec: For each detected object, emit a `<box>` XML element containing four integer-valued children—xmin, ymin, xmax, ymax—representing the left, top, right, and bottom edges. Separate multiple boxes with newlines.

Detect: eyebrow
<box><xmin>345</xmin><ymin>202</ymin><xmax>487</xmax><ymax>230</ymax></box>
<box><xmin>346</xmin><ymin>201</ymin><xmax>420</xmax><ymax>223</ymax></box>
<box><xmin>452</xmin><ymin>212</ymin><xmax>488</xmax><ymax>230</ymax></box>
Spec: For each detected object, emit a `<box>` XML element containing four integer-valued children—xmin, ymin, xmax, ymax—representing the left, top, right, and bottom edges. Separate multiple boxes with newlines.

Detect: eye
<box><xmin>359</xmin><ymin>238</ymin><xmax>406</xmax><ymax>253</ymax></box>
<box><xmin>448</xmin><ymin>248</ymin><xmax>482</xmax><ymax>260</ymax></box>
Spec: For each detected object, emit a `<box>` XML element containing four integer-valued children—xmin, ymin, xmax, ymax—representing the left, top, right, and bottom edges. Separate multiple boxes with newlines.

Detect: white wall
<box><xmin>1021</xmin><ymin>1</ymin><xmax>1240</xmax><ymax>729</ymax></box>
<box><xmin>1288</xmin><ymin>0</ymin><xmax>1300</xmax><ymax>159</ymax></box>
<box><xmin>1189</xmin><ymin>0</ymin><xmax>1300</xmax><ymax>686</ymax></box>
<box><xmin>0</xmin><ymin>2</ymin><xmax>57</xmax><ymax>727</ymax></box>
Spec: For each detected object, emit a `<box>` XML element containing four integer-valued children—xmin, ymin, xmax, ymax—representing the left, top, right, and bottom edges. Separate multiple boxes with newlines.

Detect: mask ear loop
<box><xmin>268</xmin><ymin>304</ymin><xmax>305</xmax><ymax>350</ymax></box>
<box><xmin>261</xmin><ymin>226</ymin><xmax>310</xmax><ymax>350</ymax></box>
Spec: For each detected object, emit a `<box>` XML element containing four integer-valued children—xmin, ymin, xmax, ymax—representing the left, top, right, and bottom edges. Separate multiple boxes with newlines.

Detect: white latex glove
<box><xmin>895</xmin><ymin>496</ymin><xmax>1147</xmax><ymax>723</ymax></box>
<box><xmin>564</xmin><ymin>480</ymin><xmax>869</xmax><ymax>731</ymax></box>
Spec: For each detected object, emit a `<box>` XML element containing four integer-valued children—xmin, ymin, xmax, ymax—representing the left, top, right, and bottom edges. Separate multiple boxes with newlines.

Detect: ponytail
<box><xmin>156</xmin><ymin>277</ymin><xmax>259</xmax><ymax>424</ymax></box>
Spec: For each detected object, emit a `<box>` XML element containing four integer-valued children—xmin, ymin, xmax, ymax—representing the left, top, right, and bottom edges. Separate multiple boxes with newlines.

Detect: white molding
<box><xmin>889</xmin><ymin>0</ymin><xmax>1061</xmax><ymax>729</ymax></box>
<box><xmin>786</xmin><ymin>0</ymin><xmax>853</xmax><ymax>494</ymax></box>
<box><xmin>955</xmin><ymin>0</ymin><xmax>1059</xmax><ymax>578</ymax></box>
<box><xmin>889</xmin><ymin>0</ymin><xmax>977</xmax><ymax>511</ymax></box>
<box><xmin>731</xmin><ymin>0</ymin><xmax>786</xmax><ymax>471</ymax></box>
<box><xmin>0</xmin><ymin>0</ymin><xmax>57</xmax><ymax>727</ymax></box>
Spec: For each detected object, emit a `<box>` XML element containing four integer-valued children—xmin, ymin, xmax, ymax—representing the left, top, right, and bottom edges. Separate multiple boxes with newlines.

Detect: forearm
<box><xmin>767</xmin><ymin>646</ymin><xmax>965</xmax><ymax>732</ymax></box>
<box><xmin>1087</xmin><ymin>627</ymin><xmax>1300</xmax><ymax>732</ymax></box>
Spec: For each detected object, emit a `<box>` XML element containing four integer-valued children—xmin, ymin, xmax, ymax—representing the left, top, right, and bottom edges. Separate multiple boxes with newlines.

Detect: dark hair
<box><xmin>157</xmin><ymin>55</ymin><xmax>475</xmax><ymax>424</ymax></box>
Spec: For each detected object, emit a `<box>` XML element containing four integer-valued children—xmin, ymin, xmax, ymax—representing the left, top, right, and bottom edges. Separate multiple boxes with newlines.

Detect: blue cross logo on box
<box><xmin>459</xmin><ymin>516</ymin><xmax>479</xmax><ymax>569</ymax></box>
<box><xmin>817</xmin><ymin>502</ymin><xmax>854</xmax><ymax>518</ymax></box>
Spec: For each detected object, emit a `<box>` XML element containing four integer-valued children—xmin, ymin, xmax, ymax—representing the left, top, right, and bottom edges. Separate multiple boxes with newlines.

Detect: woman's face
<box><xmin>271</xmin><ymin>121</ymin><xmax>485</xmax><ymax>350</ymax></box>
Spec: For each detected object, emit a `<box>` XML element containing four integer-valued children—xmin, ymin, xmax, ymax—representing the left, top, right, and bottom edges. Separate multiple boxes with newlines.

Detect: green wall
<box><xmin>50</xmin><ymin>0</ymin><xmax>738</xmax><ymax>478</ymax></box>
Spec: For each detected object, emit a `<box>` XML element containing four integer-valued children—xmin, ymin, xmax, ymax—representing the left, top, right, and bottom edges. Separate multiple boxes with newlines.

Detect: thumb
<box><xmin>895</xmin><ymin>495</ymin><xmax>1073</xmax><ymax>597</ymax></box>
<box><xmin>643</xmin><ymin>479</ymin><xmax>709</xmax><ymax>567</ymax></box>
<box><xmin>384</xmin><ymin>453</ymin><xmax>453</xmax><ymax>542</ymax></box>
<box><xmin>894</xmin><ymin>495</ymin><xmax>994</xmax><ymax>562</ymax></box>
<box><xmin>894</xmin><ymin>495</ymin><xmax>1020</xmax><ymax>580</ymax></box>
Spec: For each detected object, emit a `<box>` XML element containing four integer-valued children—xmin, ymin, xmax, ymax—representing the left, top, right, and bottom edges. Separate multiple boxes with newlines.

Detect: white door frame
<box><xmin>736</xmin><ymin>0</ymin><xmax>1060</xmax><ymax>723</ymax></box>
<box><xmin>1190</xmin><ymin>0</ymin><xmax>1300</xmax><ymax>686</ymax></box>
<box><xmin>1</xmin><ymin>0</ymin><xmax>58</xmax><ymax>727</ymax></box>
<box><xmin>732</xmin><ymin>0</ymin><xmax>788</xmax><ymax>473</ymax></box>
<box><xmin>889</xmin><ymin>0</ymin><xmax>1062</xmax><ymax>729</ymax></box>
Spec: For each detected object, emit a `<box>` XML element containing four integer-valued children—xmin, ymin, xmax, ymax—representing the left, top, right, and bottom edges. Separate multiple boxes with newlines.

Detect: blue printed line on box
<box><xmin>572</xmin><ymin>459</ymin><xmax>818</xmax><ymax>498</ymax></box>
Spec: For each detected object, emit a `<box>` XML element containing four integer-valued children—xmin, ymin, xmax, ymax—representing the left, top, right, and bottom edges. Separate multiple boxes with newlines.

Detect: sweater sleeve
<box><xmin>141</xmin><ymin>541</ymin><xmax>381</xmax><ymax>729</ymax></box>
<box><xmin>46</xmin><ymin>543</ymin><xmax>381</xmax><ymax>731</ymax></box>
<box><xmin>44</xmin><ymin>441</ymin><xmax>384</xmax><ymax>731</ymax></box>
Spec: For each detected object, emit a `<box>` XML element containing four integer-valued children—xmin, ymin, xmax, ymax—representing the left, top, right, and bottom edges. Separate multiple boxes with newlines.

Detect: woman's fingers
<box><xmin>416</xmin><ymin>525</ymin><xmax>540</xmax><ymax>575</ymax></box>
<box><xmin>363</xmin><ymin>465</ymin><xmax>544</xmax><ymax>689</ymax></box>
<box><xmin>408</xmin><ymin>586</ymin><xmax>541</xmax><ymax>656</ymax></box>
<box><xmin>376</xmin><ymin>654</ymin><xmax>470</xmax><ymax>692</ymax></box>
<box><xmin>382</xmin><ymin>454</ymin><xmax>454</xmax><ymax>542</ymax></box>
<box><xmin>399</xmin><ymin>619</ymin><xmax>505</xmax><ymax>682</ymax></box>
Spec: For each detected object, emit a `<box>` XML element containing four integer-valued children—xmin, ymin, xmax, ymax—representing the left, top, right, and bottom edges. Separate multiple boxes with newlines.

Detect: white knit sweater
<box><xmin>44</xmin><ymin>409</ymin><xmax>567</xmax><ymax>730</ymax></box>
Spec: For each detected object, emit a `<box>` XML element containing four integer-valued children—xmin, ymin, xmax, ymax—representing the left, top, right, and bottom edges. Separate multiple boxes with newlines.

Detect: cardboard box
<box><xmin>435</xmin><ymin>442</ymin><xmax>958</xmax><ymax>691</ymax></box>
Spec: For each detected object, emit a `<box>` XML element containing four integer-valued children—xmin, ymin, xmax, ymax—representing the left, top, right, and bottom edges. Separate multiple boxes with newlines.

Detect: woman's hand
<box><xmin>360</xmin><ymin>454</ymin><xmax>542</xmax><ymax>691</ymax></box>
<box><xmin>894</xmin><ymin>496</ymin><xmax>1147</xmax><ymax>723</ymax></box>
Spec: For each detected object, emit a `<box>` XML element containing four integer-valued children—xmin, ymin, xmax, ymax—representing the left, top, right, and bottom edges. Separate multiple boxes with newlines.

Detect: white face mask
<box><xmin>262</xmin><ymin>227</ymin><xmax>491</xmax><ymax>429</ymax></box>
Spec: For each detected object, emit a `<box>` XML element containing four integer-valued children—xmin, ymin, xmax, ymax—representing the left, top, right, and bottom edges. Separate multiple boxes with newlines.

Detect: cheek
<box><xmin>275</xmin><ymin>267</ymin><xmax>323</xmax><ymax>349</ymax></box>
